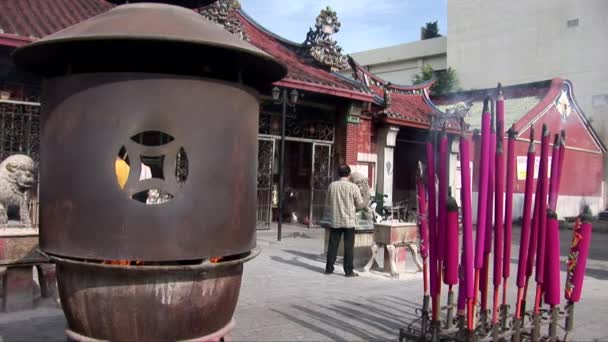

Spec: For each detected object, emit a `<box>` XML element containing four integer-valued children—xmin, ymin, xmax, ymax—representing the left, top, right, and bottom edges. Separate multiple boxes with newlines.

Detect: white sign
<box><xmin>516</xmin><ymin>156</ymin><xmax>552</xmax><ymax>180</ymax></box>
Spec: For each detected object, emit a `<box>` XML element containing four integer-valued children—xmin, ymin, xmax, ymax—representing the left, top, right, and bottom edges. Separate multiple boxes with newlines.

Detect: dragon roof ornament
<box><xmin>301</xmin><ymin>7</ymin><xmax>348</xmax><ymax>72</ymax></box>
<box><xmin>199</xmin><ymin>0</ymin><xmax>249</xmax><ymax>41</ymax></box>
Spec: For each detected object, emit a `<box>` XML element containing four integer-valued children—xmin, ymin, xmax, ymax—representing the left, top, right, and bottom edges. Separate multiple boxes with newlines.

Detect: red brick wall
<box><xmin>345</xmin><ymin>116</ymin><xmax>375</xmax><ymax>165</ymax></box>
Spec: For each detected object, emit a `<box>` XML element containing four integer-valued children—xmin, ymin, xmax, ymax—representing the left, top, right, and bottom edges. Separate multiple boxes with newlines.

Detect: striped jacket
<box><xmin>324</xmin><ymin>178</ymin><xmax>366</xmax><ymax>228</ymax></box>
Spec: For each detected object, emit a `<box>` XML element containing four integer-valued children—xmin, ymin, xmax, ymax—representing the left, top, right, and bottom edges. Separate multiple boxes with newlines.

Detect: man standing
<box><xmin>325</xmin><ymin>165</ymin><xmax>365</xmax><ymax>277</ymax></box>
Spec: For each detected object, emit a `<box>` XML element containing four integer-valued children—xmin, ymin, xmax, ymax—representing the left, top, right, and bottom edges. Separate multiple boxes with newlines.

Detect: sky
<box><xmin>240</xmin><ymin>0</ymin><xmax>447</xmax><ymax>54</ymax></box>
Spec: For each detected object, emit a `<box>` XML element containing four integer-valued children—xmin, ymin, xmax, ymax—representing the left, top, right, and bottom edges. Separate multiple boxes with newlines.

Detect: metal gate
<box><xmin>309</xmin><ymin>142</ymin><xmax>332</xmax><ymax>227</ymax></box>
<box><xmin>256</xmin><ymin>138</ymin><xmax>275</xmax><ymax>230</ymax></box>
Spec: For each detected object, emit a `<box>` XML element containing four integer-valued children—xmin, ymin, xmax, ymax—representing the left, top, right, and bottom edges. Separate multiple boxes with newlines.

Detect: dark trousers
<box><xmin>326</xmin><ymin>227</ymin><xmax>355</xmax><ymax>274</ymax></box>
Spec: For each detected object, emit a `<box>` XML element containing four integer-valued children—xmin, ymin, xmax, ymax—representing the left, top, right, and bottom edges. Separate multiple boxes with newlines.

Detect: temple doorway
<box><xmin>256</xmin><ymin>137</ymin><xmax>332</xmax><ymax>229</ymax></box>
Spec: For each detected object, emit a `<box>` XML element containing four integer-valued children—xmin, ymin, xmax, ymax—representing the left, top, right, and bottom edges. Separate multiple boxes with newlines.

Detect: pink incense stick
<box><xmin>475</xmin><ymin>99</ymin><xmax>492</xmax><ymax>270</ymax></box>
<box><xmin>445</xmin><ymin>197</ymin><xmax>459</xmax><ymax>285</ymax></box>
<box><xmin>503</xmin><ymin>126</ymin><xmax>516</xmax><ymax>302</ymax></box>
<box><xmin>526</xmin><ymin>167</ymin><xmax>542</xmax><ymax>281</ymax></box>
<box><xmin>494</xmin><ymin>121</ymin><xmax>505</xmax><ymax>289</ymax></box>
<box><xmin>417</xmin><ymin>162</ymin><xmax>429</xmax><ymax>261</ymax></box>
<box><xmin>416</xmin><ymin>162</ymin><xmax>429</xmax><ymax>296</ymax></box>
<box><xmin>457</xmin><ymin>273</ymin><xmax>466</xmax><ymax>312</ymax></box>
<box><xmin>533</xmin><ymin>125</ymin><xmax>550</xmax><ymax>315</ymax></box>
<box><xmin>481</xmin><ymin>109</ymin><xmax>496</xmax><ymax>313</ymax></box>
<box><xmin>438</xmin><ymin>129</ymin><xmax>449</xmax><ymax>263</ymax></box>
<box><xmin>426</xmin><ymin>136</ymin><xmax>439</xmax><ymax>313</ymax></box>
<box><xmin>565</xmin><ymin>207</ymin><xmax>593</xmax><ymax>303</ymax></box>
<box><xmin>544</xmin><ymin>210</ymin><xmax>561</xmax><ymax>306</ymax></box>
<box><xmin>548</xmin><ymin>134</ymin><xmax>561</xmax><ymax>211</ymax></box>
<box><xmin>485</xmin><ymin>108</ymin><xmax>496</xmax><ymax>256</ymax></box>
<box><xmin>459</xmin><ymin>134</ymin><xmax>474</xmax><ymax>300</ymax></box>
<box><xmin>493</xmin><ymin>105</ymin><xmax>505</xmax><ymax>325</ymax></box>
<box><xmin>552</xmin><ymin>131</ymin><xmax>566</xmax><ymax>209</ymax></box>
<box><xmin>515</xmin><ymin>127</ymin><xmax>535</xmax><ymax>318</ymax></box>
<box><xmin>535</xmin><ymin>125</ymin><xmax>551</xmax><ymax>285</ymax></box>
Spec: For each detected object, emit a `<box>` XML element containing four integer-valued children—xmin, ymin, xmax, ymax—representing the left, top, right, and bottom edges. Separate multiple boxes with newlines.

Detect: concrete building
<box><xmin>448</xmin><ymin>0</ymin><xmax>608</xmax><ymax>143</ymax></box>
<box><xmin>347</xmin><ymin>36</ymin><xmax>447</xmax><ymax>85</ymax></box>
<box><xmin>349</xmin><ymin>1</ymin><xmax>608</xmax><ymax>145</ymax></box>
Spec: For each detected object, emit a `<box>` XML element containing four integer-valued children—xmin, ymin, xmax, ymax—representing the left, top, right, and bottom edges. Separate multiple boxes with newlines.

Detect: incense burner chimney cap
<box><xmin>106</xmin><ymin>0</ymin><xmax>219</xmax><ymax>7</ymax></box>
<box><xmin>12</xmin><ymin>2</ymin><xmax>287</xmax><ymax>90</ymax></box>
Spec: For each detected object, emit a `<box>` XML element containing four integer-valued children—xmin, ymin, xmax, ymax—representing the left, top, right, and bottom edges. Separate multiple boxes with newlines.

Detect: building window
<box><xmin>567</xmin><ymin>19</ymin><xmax>579</xmax><ymax>28</ymax></box>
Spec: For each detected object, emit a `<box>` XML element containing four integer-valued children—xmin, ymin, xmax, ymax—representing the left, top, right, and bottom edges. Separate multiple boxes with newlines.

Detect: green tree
<box><xmin>413</xmin><ymin>64</ymin><xmax>458</xmax><ymax>96</ymax></box>
<box><xmin>421</xmin><ymin>21</ymin><xmax>440</xmax><ymax>39</ymax></box>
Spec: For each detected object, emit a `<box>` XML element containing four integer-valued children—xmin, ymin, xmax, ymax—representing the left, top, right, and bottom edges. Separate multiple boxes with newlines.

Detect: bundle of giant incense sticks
<box><xmin>401</xmin><ymin>84</ymin><xmax>593</xmax><ymax>342</ymax></box>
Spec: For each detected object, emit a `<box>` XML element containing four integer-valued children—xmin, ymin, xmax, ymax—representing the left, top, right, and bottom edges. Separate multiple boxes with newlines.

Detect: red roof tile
<box><xmin>0</xmin><ymin>0</ymin><xmax>113</xmax><ymax>39</ymax></box>
<box><xmin>0</xmin><ymin>1</ymin><xmax>373</xmax><ymax>101</ymax></box>
<box><xmin>347</xmin><ymin>55</ymin><xmax>450</xmax><ymax>130</ymax></box>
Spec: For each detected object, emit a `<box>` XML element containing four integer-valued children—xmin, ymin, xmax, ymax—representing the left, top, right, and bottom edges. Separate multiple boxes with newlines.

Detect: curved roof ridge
<box><xmin>513</xmin><ymin>78</ymin><xmax>564</xmax><ymax>133</ymax></box>
<box><xmin>331</xmin><ymin>71</ymin><xmax>372</xmax><ymax>91</ymax></box>
<box><xmin>563</xmin><ymin>79</ymin><xmax>607</xmax><ymax>152</ymax></box>
<box><xmin>388</xmin><ymin>79</ymin><xmax>436</xmax><ymax>92</ymax></box>
<box><xmin>347</xmin><ymin>55</ymin><xmax>435</xmax><ymax>91</ymax></box>
<box><xmin>237</xmin><ymin>9</ymin><xmax>303</xmax><ymax>49</ymax></box>
<box><xmin>347</xmin><ymin>55</ymin><xmax>387</xmax><ymax>86</ymax></box>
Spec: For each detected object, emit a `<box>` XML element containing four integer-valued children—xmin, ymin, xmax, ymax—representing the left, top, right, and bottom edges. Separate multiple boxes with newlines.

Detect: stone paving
<box><xmin>1</xmin><ymin>224</ymin><xmax>608</xmax><ymax>341</ymax></box>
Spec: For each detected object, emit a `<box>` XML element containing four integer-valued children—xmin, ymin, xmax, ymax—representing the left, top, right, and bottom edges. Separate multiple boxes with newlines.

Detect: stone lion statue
<box><xmin>350</xmin><ymin>172</ymin><xmax>374</xmax><ymax>223</ymax></box>
<box><xmin>0</xmin><ymin>154</ymin><xmax>36</xmax><ymax>226</ymax></box>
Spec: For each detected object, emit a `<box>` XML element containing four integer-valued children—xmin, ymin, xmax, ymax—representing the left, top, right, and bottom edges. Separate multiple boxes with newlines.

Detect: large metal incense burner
<box><xmin>13</xmin><ymin>1</ymin><xmax>286</xmax><ymax>340</ymax></box>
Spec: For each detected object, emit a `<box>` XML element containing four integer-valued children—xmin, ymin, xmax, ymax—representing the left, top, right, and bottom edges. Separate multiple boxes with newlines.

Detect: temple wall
<box><xmin>448</xmin><ymin>0</ymin><xmax>608</xmax><ymax>145</ymax></box>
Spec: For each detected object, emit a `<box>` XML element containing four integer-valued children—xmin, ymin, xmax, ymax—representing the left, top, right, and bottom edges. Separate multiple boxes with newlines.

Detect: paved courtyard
<box><xmin>1</xmin><ymin>224</ymin><xmax>608</xmax><ymax>341</ymax></box>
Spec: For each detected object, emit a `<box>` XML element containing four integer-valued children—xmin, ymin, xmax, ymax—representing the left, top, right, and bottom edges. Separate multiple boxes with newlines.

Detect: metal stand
<box><xmin>446</xmin><ymin>290</ymin><xmax>455</xmax><ymax>330</ymax></box>
<box><xmin>399</xmin><ymin>297</ymin><xmax>574</xmax><ymax>341</ymax></box>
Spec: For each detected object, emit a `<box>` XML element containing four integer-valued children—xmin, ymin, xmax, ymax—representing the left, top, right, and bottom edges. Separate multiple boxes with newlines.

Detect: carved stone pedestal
<box><xmin>363</xmin><ymin>222</ymin><xmax>423</xmax><ymax>278</ymax></box>
<box><xmin>2</xmin><ymin>265</ymin><xmax>34</xmax><ymax>311</ymax></box>
<box><xmin>323</xmin><ymin>228</ymin><xmax>374</xmax><ymax>268</ymax></box>
<box><xmin>0</xmin><ymin>226</ymin><xmax>57</xmax><ymax>312</ymax></box>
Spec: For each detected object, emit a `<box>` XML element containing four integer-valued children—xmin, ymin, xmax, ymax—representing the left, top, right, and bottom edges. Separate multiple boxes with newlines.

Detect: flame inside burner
<box><xmin>100</xmin><ymin>257</ymin><xmax>224</xmax><ymax>266</ymax></box>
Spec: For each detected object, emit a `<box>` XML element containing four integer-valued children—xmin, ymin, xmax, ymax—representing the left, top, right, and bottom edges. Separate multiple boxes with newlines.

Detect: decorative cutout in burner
<box><xmin>114</xmin><ymin>131</ymin><xmax>189</xmax><ymax>204</ymax></box>
<box><xmin>130</xmin><ymin>131</ymin><xmax>174</xmax><ymax>146</ymax></box>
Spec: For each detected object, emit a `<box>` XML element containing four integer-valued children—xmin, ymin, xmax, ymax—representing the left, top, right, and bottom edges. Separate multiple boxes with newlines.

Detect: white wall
<box><xmin>348</xmin><ymin>36</ymin><xmax>447</xmax><ymax>85</ymax></box>
<box><xmin>448</xmin><ymin>0</ymin><xmax>608</xmax><ymax>142</ymax></box>
<box><xmin>471</xmin><ymin>192</ymin><xmax>602</xmax><ymax>223</ymax></box>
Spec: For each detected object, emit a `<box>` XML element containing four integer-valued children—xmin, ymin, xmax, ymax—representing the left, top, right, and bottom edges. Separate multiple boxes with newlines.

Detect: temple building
<box><xmin>433</xmin><ymin>79</ymin><xmax>606</xmax><ymax>218</ymax></box>
<box><xmin>1</xmin><ymin>0</ymin><xmax>602</xmax><ymax>227</ymax></box>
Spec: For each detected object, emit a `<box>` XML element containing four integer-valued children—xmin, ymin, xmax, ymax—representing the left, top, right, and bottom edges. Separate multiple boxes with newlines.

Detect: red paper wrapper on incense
<box><xmin>475</xmin><ymin>99</ymin><xmax>492</xmax><ymax>269</ymax></box>
<box><xmin>445</xmin><ymin>197</ymin><xmax>460</xmax><ymax>285</ymax></box>
<box><xmin>494</xmin><ymin>121</ymin><xmax>505</xmax><ymax>288</ymax></box>
<box><xmin>535</xmin><ymin>125</ymin><xmax>551</xmax><ymax>285</ymax></box>
<box><xmin>565</xmin><ymin>208</ymin><xmax>593</xmax><ymax>302</ymax></box>
<box><xmin>459</xmin><ymin>134</ymin><xmax>475</xmax><ymax>300</ymax></box>
<box><xmin>426</xmin><ymin>138</ymin><xmax>439</xmax><ymax>297</ymax></box>
<box><xmin>544</xmin><ymin>210</ymin><xmax>561</xmax><ymax>306</ymax></box>
<box><xmin>503</xmin><ymin>127</ymin><xmax>516</xmax><ymax>281</ymax></box>
<box><xmin>517</xmin><ymin>127</ymin><xmax>536</xmax><ymax>289</ymax></box>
